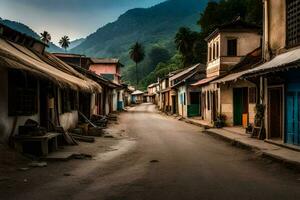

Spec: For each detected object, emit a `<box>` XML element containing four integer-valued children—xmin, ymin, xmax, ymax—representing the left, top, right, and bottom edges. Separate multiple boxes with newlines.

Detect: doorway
<box><xmin>268</xmin><ymin>87</ymin><xmax>283</xmax><ymax>139</ymax></box>
<box><xmin>189</xmin><ymin>92</ymin><xmax>201</xmax><ymax>117</ymax></box>
<box><xmin>286</xmin><ymin>83</ymin><xmax>300</xmax><ymax>145</ymax></box>
<box><xmin>233</xmin><ymin>88</ymin><xmax>248</xmax><ymax>125</ymax></box>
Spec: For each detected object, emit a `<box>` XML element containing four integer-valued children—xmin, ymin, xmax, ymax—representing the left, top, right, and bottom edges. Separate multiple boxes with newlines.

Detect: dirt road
<box><xmin>1</xmin><ymin>103</ymin><xmax>300</xmax><ymax>200</ymax></box>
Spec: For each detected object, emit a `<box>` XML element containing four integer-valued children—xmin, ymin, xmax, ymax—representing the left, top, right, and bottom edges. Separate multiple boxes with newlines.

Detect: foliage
<box><xmin>214</xmin><ymin>113</ymin><xmax>227</xmax><ymax>128</ymax></box>
<box><xmin>59</xmin><ymin>36</ymin><xmax>71</xmax><ymax>52</ymax></box>
<box><xmin>40</xmin><ymin>31</ymin><xmax>51</xmax><ymax>44</ymax></box>
<box><xmin>254</xmin><ymin>104</ymin><xmax>265</xmax><ymax>127</ymax></box>
<box><xmin>129</xmin><ymin>42</ymin><xmax>145</xmax><ymax>87</ymax></box>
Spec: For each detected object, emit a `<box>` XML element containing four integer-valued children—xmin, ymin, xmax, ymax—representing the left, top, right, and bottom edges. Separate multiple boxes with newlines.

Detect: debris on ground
<box><xmin>63</xmin><ymin>173</ymin><xmax>72</xmax><ymax>177</ymax></box>
<box><xmin>18</xmin><ymin>167</ymin><xmax>30</xmax><ymax>171</ymax></box>
<box><xmin>23</xmin><ymin>179</ymin><xmax>28</xmax><ymax>183</ymax></box>
<box><xmin>28</xmin><ymin>162</ymin><xmax>47</xmax><ymax>168</ymax></box>
<box><xmin>71</xmin><ymin>134</ymin><xmax>95</xmax><ymax>143</ymax></box>
<box><xmin>0</xmin><ymin>177</ymin><xmax>11</xmax><ymax>182</ymax></box>
<box><xmin>71</xmin><ymin>153</ymin><xmax>92</xmax><ymax>160</ymax></box>
<box><xmin>150</xmin><ymin>160</ymin><xmax>160</xmax><ymax>163</ymax></box>
<box><xmin>103</xmin><ymin>134</ymin><xmax>115</xmax><ymax>138</ymax></box>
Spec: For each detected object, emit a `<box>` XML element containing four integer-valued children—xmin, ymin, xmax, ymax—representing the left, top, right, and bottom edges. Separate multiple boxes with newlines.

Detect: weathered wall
<box><xmin>220</xmin><ymin>32</ymin><xmax>261</xmax><ymax>57</ymax></box>
<box><xmin>268</xmin><ymin>0</ymin><xmax>286</xmax><ymax>54</ymax></box>
<box><xmin>220</xmin><ymin>80</ymin><xmax>256</xmax><ymax>126</ymax></box>
<box><xmin>0</xmin><ymin>68</ymin><xmax>39</xmax><ymax>142</ymax></box>
<box><xmin>58</xmin><ymin>89</ymin><xmax>78</xmax><ymax>131</ymax></box>
<box><xmin>201</xmin><ymin>83</ymin><xmax>218</xmax><ymax>124</ymax></box>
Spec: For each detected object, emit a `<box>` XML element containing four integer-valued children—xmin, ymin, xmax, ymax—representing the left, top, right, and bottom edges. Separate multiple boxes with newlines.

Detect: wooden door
<box><xmin>268</xmin><ymin>87</ymin><xmax>282</xmax><ymax>139</ymax></box>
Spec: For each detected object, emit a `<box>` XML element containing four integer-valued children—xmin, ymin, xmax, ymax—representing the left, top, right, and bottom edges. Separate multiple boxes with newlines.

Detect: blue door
<box><xmin>286</xmin><ymin>84</ymin><xmax>300</xmax><ymax>145</ymax></box>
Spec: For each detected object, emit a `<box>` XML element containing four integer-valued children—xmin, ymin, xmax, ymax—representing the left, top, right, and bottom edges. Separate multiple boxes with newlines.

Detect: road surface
<box><xmin>2</xmin><ymin>103</ymin><xmax>300</xmax><ymax>200</ymax></box>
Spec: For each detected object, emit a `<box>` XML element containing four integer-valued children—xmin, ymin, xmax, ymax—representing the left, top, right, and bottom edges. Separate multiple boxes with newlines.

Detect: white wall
<box><xmin>178</xmin><ymin>86</ymin><xmax>187</xmax><ymax>117</ymax></box>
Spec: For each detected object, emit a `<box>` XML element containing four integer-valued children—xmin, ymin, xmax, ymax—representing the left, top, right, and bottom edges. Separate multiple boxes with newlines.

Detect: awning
<box><xmin>191</xmin><ymin>76</ymin><xmax>219</xmax><ymax>86</ymax></box>
<box><xmin>212</xmin><ymin>71</ymin><xmax>245</xmax><ymax>83</ymax></box>
<box><xmin>245</xmin><ymin>47</ymin><xmax>300</xmax><ymax>76</ymax></box>
<box><xmin>0</xmin><ymin>38</ymin><xmax>101</xmax><ymax>93</ymax></box>
<box><xmin>169</xmin><ymin>63</ymin><xmax>199</xmax><ymax>82</ymax></box>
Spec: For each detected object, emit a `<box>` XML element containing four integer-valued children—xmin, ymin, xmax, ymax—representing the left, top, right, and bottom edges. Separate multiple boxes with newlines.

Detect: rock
<box><xmin>18</xmin><ymin>167</ymin><xmax>30</xmax><ymax>171</ymax></box>
<box><xmin>0</xmin><ymin>177</ymin><xmax>10</xmax><ymax>182</ymax></box>
<box><xmin>103</xmin><ymin>134</ymin><xmax>114</xmax><ymax>138</ymax></box>
<box><xmin>23</xmin><ymin>178</ymin><xmax>28</xmax><ymax>183</ymax></box>
<box><xmin>71</xmin><ymin>153</ymin><xmax>92</xmax><ymax>160</ymax></box>
<box><xmin>28</xmin><ymin>162</ymin><xmax>47</xmax><ymax>168</ymax></box>
<box><xmin>63</xmin><ymin>173</ymin><xmax>72</xmax><ymax>176</ymax></box>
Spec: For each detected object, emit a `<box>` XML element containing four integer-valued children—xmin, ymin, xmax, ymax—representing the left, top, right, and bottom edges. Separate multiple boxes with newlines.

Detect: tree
<box><xmin>175</xmin><ymin>27</ymin><xmax>198</xmax><ymax>67</ymax></box>
<box><xmin>40</xmin><ymin>31</ymin><xmax>51</xmax><ymax>44</ymax></box>
<box><xmin>59</xmin><ymin>35</ymin><xmax>70</xmax><ymax>52</ymax></box>
<box><xmin>129</xmin><ymin>42</ymin><xmax>145</xmax><ymax>88</ymax></box>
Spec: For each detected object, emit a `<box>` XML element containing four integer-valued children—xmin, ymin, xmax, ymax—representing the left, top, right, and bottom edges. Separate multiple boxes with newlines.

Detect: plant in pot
<box><xmin>254</xmin><ymin>104</ymin><xmax>265</xmax><ymax>127</ymax></box>
<box><xmin>214</xmin><ymin>113</ymin><xmax>227</xmax><ymax>128</ymax></box>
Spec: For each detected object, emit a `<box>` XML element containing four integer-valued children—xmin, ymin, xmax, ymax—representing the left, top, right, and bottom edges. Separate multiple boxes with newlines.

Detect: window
<box><xmin>213</xmin><ymin>43</ymin><xmax>216</xmax><ymax>60</ymax></box>
<box><xmin>209</xmin><ymin>46</ymin><xmax>212</xmax><ymax>61</ymax></box>
<box><xmin>249</xmin><ymin>87</ymin><xmax>257</xmax><ymax>104</ymax></box>
<box><xmin>61</xmin><ymin>90</ymin><xmax>78</xmax><ymax>113</ymax></box>
<box><xmin>8</xmin><ymin>70</ymin><xmax>38</xmax><ymax>116</ymax></box>
<box><xmin>287</xmin><ymin>0</ymin><xmax>300</xmax><ymax>47</ymax></box>
<box><xmin>227</xmin><ymin>39</ymin><xmax>237</xmax><ymax>56</ymax></box>
<box><xmin>207</xmin><ymin>91</ymin><xmax>211</xmax><ymax>110</ymax></box>
<box><xmin>216</xmin><ymin>42</ymin><xmax>219</xmax><ymax>58</ymax></box>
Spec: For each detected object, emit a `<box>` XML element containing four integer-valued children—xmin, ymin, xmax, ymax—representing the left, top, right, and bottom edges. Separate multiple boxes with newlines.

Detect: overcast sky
<box><xmin>0</xmin><ymin>0</ymin><xmax>165</xmax><ymax>44</ymax></box>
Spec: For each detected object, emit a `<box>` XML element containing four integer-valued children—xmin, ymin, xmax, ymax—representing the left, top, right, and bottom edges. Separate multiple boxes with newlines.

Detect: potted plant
<box><xmin>214</xmin><ymin>113</ymin><xmax>227</xmax><ymax>128</ymax></box>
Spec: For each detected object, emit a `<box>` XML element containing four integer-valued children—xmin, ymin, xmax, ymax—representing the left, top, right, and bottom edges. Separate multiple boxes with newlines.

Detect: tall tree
<box><xmin>59</xmin><ymin>35</ymin><xmax>70</xmax><ymax>52</ymax></box>
<box><xmin>40</xmin><ymin>31</ymin><xmax>51</xmax><ymax>44</ymax></box>
<box><xmin>175</xmin><ymin>27</ymin><xmax>198</xmax><ymax>67</ymax></box>
<box><xmin>129</xmin><ymin>42</ymin><xmax>145</xmax><ymax>88</ymax></box>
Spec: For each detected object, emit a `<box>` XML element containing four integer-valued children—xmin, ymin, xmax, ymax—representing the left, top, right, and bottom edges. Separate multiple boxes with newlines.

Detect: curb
<box><xmin>205</xmin><ymin>130</ymin><xmax>300</xmax><ymax>171</ymax></box>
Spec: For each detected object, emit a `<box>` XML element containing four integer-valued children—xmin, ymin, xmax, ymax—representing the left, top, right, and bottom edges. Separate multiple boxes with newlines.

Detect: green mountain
<box><xmin>0</xmin><ymin>18</ymin><xmax>64</xmax><ymax>53</ymax></box>
<box><xmin>69</xmin><ymin>38</ymin><xmax>85</xmax><ymax>50</ymax></box>
<box><xmin>72</xmin><ymin>0</ymin><xmax>208</xmax><ymax>84</ymax></box>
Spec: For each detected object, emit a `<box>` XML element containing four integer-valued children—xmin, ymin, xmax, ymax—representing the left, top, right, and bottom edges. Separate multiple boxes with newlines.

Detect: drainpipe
<box><xmin>263</xmin><ymin>0</ymin><xmax>270</xmax><ymax>61</ymax></box>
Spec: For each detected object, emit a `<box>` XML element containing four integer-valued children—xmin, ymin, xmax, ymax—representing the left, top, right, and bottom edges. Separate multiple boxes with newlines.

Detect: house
<box><xmin>131</xmin><ymin>90</ymin><xmax>144</xmax><ymax>104</ymax></box>
<box><xmin>147</xmin><ymin>83</ymin><xmax>159</xmax><ymax>104</ymax></box>
<box><xmin>226</xmin><ymin>0</ymin><xmax>300</xmax><ymax>146</ymax></box>
<box><xmin>89</xmin><ymin>58</ymin><xmax>124</xmax><ymax>112</ymax></box>
<box><xmin>0</xmin><ymin>23</ymin><xmax>100</xmax><ymax>145</ymax></box>
<box><xmin>168</xmin><ymin>64</ymin><xmax>206</xmax><ymax>117</ymax></box>
<box><xmin>192</xmin><ymin>18</ymin><xmax>261</xmax><ymax>126</ymax></box>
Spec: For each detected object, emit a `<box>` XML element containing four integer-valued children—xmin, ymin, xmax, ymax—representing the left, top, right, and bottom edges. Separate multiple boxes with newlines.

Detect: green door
<box><xmin>233</xmin><ymin>88</ymin><xmax>243</xmax><ymax>125</ymax></box>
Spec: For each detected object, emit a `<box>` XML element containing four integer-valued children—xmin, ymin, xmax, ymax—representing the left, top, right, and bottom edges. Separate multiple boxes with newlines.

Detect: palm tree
<box><xmin>175</xmin><ymin>27</ymin><xmax>194</xmax><ymax>66</ymax></box>
<box><xmin>40</xmin><ymin>31</ymin><xmax>51</xmax><ymax>44</ymax></box>
<box><xmin>129</xmin><ymin>42</ymin><xmax>145</xmax><ymax>87</ymax></box>
<box><xmin>59</xmin><ymin>35</ymin><xmax>70</xmax><ymax>52</ymax></box>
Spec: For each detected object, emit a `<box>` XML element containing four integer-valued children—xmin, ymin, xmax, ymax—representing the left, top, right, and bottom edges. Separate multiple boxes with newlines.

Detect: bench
<box><xmin>14</xmin><ymin>132</ymin><xmax>62</xmax><ymax>156</ymax></box>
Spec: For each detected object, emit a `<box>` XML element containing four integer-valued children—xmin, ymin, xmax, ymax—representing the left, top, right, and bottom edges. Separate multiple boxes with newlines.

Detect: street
<box><xmin>2</xmin><ymin>103</ymin><xmax>300</xmax><ymax>200</ymax></box>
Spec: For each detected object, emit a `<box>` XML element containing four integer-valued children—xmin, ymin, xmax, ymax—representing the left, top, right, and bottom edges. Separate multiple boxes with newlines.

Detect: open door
<box><xmin>233</xmin><ymin>88</ymin><xmax>248</xmax><ymax>126</ymax></box>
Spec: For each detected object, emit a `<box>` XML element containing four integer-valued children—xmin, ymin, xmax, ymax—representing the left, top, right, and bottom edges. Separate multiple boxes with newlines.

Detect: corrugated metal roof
<box><xmin>191</xmin><ymin>76</ymin><xmax>219</xmax><ymax>86</ymax></box>
<box><xmin>132</xmin><ymin>90</ymin><xmax>144</xmax><ymax>95</ymax></box>
<box><xmin>169</xmin><ymin>64</ymin><xmax>199</xmax><ymax>82</ymax></box>
<box><xmin>244</xmin><ymin>48</ymin><xmax>300</xmax><ymax>76</ymax></box>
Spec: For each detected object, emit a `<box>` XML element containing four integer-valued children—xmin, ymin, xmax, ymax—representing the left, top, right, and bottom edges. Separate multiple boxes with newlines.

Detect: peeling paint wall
<box><xmin>268</xmin><ymin>0</ymin><xmax>286</xmax><ymax>54</ymax></box>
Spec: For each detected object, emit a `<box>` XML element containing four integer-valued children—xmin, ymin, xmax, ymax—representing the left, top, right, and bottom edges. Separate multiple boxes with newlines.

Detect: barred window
<box><xmin>8</xmin><ymin>70</ymin><xmax>38</xmax><ymax>116</ymax></box>
<box><xmin>287</xmin><ymin>0</ymin><xmax>300</xmax><ymax>47</ymax></box>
